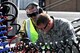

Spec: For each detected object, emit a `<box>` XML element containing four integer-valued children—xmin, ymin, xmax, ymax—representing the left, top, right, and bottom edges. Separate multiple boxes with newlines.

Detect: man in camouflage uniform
<box><xmin>36</xmin><ymin>13</ymin><xmax>78</xmax><ymax>53</ymax></box>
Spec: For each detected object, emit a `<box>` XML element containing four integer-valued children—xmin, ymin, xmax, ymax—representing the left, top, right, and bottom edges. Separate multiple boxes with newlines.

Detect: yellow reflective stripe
<box><xmin>30</xmin><ymin>19</ymin><xmax>38</xmax><ymax>43</ymax></box>
<box><xmin>26</xmin><ymin>19</ymin><xmax>38</xmax><ymax>44</ymax></box>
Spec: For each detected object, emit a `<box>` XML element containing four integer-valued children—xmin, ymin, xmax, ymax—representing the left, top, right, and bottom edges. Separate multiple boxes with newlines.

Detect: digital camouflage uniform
<box><xmin>36</xmin><ymin>18</ymin><xmax>78</xmax><ymax>53</ymax></box>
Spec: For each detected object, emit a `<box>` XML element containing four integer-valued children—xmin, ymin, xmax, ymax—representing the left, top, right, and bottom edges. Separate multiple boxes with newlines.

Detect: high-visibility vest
<box><xmin>25</xmin><ymin>18</ymin><xmax>38</xmax><ymax>44</ymax></box>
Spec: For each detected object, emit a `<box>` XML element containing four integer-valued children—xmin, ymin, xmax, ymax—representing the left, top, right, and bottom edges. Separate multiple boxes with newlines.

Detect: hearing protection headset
<box><xmin>25</xmin><ymin>2</ymin><xmax>43</xmax><ymax>14</ymax></box>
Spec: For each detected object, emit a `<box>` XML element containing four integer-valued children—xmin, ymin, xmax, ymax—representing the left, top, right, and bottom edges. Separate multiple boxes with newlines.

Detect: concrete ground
<box><xmin>18</xmin><ymin>10</ymin><xmax>80</xmax><ymax>26</ymax></box>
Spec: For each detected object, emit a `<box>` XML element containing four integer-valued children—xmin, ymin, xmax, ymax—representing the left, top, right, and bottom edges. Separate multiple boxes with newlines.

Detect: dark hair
<box><xmin>36</xmin><ymin>13</ymin><xmax>49</xmax><ymax>26</ymax></box>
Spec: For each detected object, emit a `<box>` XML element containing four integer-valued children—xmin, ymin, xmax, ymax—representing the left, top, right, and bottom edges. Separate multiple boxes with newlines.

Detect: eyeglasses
<box><xmin>27</xmin><ymin>12</ymin><xmax>38</xmax><ymax>17</ymax></box>
<box><xmin>44</xmin><ymin>21</ymin><xmax>49</xmax><ymax>29</ymax></box>
<box><xmin>37</xmin><ymin>23</ymin><xmax>48</xmax><ymax>30</ymax></box>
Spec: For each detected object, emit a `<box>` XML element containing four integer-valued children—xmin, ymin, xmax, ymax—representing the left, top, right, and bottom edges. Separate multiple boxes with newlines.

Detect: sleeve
<box><xmin>19</xmin><ymin>20</ymin><xmax>27</xmax><ymax>38</ymax></box>
<box><xmin>62</xmin><ymin>21</ymin><xmax>78</xmax><ymax>44</ymax></box>
<box><xmin>20</xmin><ymin>20</ymin><xmax>26</xmax><ymax>32</ymax></box>
<box><xmin>36</xmin><ymin>30</ymin><xmax>45</xmax><ymax>45</ymax></box>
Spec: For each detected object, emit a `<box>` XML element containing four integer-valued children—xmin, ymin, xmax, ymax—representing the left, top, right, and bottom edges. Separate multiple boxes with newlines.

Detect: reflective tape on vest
<box><xmin>26</xmin><ymin>18</ymin><xmax>38</xmax><ymax>44</ymax></box>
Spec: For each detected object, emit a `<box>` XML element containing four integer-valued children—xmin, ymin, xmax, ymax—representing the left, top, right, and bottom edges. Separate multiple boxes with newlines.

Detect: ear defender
<box><xmin>26</xmin><ymin>2</ymin><xmax>43</xmax><ymax>14</ymax></box>
<box><xmin>38</xmin><ymin>7</ymin><xmax>43</xmax><ymax>13</ymax></box>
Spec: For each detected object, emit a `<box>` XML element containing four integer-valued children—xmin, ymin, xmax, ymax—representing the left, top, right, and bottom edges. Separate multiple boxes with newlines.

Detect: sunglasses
<box><xmin>27</xmin><ymin>12</ymin><xmax>38</xmax><ymax>17</ymax></box>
